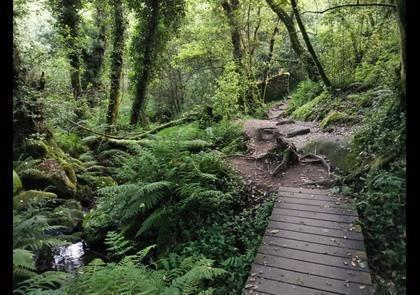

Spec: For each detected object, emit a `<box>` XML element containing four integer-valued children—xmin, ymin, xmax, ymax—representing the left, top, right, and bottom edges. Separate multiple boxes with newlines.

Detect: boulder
<box><xmin>14</xmin><ymin>190</ymin><xmax>57</xmax><ymax>208</ymax></box>
<box><xmin>20</xmin><ymin>158</ymin><xmax>77</xmax><ymax>198</ymax></box>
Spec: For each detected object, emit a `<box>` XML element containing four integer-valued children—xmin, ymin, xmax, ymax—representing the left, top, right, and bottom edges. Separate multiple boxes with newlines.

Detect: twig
<box><xmin>301</xmin><ymin>3</ymin><xmax>395</xmax><ymax>14</ymax></box>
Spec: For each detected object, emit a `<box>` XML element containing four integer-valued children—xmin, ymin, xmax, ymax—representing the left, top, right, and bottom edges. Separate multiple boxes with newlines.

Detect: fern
<box><xmin>13</xmin><ymin>249</ymin><xmax>37</xmax><ymax>279</ymax></box>
<box><xmin>135</xmin><ymin>206</ymin><xmax>172</xmax><ymax>238</ymax></box>
<box><xmin>104</xmin><ymin>231</ymin><xmax>134</xmax><ymax>257</ymax></box>
<box><xmin>15</xmin><ymin>271</ymin><xmax>74</xmax><ymax>294</ymax></box>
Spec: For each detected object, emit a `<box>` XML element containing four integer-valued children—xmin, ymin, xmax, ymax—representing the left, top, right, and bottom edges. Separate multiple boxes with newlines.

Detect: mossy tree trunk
<box><xmin>81</xmin><ymin>1</ymin><xmax>107</xmax><ymax>103</ymax></box>
<box><xmin>130</xmin><ymin>0</ymin><xmax>160</xmax><ymax>126</ymax></box>
<box><xmin>222</xmin><ymin>0</ymin><xmax>243</xmax><ymax>63</ymax></box>
<box><xmin>262</xmin><ymin>17</ymin><xmax>280</xmax><ymax>101</ymax></box>
<box><xmin>50</xmin><ymin>0</ymin><xmax>83</xmax><ymax>99</ymax></box>
<box><xmin>107</xmin><ymin>0</ymin><xmax>125</xmax><ymax>126</ymax></box>
<box><xmin>395</xmin><ymin>0</ymin><xmax>406</xmax><ymax>111</ymax></box>
<box><xmin>265</xmin><ymin>0</ymin><xmax>319</xmax><ymax>83</ymax></box>
<box><xmin>290</xmin><ymin>0</ymin><xmax>331</xmax><ymax>88</ymax></box>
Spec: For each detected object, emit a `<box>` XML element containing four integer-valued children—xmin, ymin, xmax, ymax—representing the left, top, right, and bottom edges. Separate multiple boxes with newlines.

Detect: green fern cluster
<box><xmin>84</xmin><ymin>141</ymin><xmax>241</xmax><ymax>246</ymax></box>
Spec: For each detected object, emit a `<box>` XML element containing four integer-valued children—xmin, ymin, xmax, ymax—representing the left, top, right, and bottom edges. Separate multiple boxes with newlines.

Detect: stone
<box><xmin>20</xmin><ymin>158</ymin><xmax>77</xmax><ymax>198</ymax></box>
<box><xmin>13</xmin><ymin>170</ymin><xmax>22</xmax><ymax>195</ymax></box>
<box><xmin>14</xmin><ymin>190</ymin><xmax>57</xmax><ymax>208</ymax></box>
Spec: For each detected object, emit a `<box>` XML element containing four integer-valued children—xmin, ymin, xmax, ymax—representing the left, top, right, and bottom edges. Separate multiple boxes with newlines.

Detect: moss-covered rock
<box><xmin>302</xmin><ymin>138</ymin><xmax>359</xmax><ymax>173</ymax></box>
<box><xmin>49</xmin><ymin>201</ymin><xmax>84</xmax><ymax>229</ymax></box>
<box><xmin>20</xmin><ymin>158</ymin><xmax>77</xmax><ymax>198</ymax></box>
<box><xmin>319</xmin><ymin>111</ymin><xmax>354</xmax><ymax>128</ymax></box>
<box><xmin>78</xmin><ymin>173</ymin><xmax>117</xmax><ymax>189</ymax></box>
<box><xmin>13</xmin><ymin>170</ymin><xmax>22</xmax><ymax>196</ymax></box>
<box><xmin>13</xmin><ymin>190</ymin><xmax>57</xmax><ymax>208</ymax></box>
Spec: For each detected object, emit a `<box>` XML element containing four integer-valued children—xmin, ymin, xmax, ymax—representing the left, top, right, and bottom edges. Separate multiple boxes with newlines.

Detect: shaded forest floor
<box><xmin>228</xmin><ymin>101</ymin><xmax>354</xmax><ymax>191</ymax></box>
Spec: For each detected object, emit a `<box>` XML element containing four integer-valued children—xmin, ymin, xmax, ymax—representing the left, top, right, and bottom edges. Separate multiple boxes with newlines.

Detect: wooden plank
<box><xmin>277</xmin><ymin>196</ymin><xmax>353</xmax><ymax>209</ymax></box>
<box><xmin>278</xmin><ymin>186</ymin><xmax>334</xmax><ymax>196</ymax></box>
<box><xmin>257</xmin><ymin>245</ymin><xmax>369</xmax><ymax>272</ymax></box>
<box><xmin>265</xmin><ymin>229</ymin><xmax>365</xmax><ymax>250</ymax></box>
<box><xmin>271</xmin><ymin>208</ymin><xmax>358</xmax><ymax>223</ymax></box>
<box><xmin>275</xmin><ymin>202</ymin><xmax>358</xmax><ymax>216</ymax></box>
<box><xmin>244</xmin><ymin>275</ymin><xmax>338</xmax><ymax>295</ymax></box>
<box><xmin>262</xmin><ymin>236</ymin><xmax>367</xmax><ymax>259</ymax></box>
<box><xmin>248</xmin><ymin>264</ymin><xmax>374</xmax><ymax>295</ymax></box>
<box><xmin>269</xmin><ymin>214</ymin><xmax>354</xmax><ymax>231</ymax></box>
<box><xmin>267</xmin><ymin>220</ymin><xmax>364</xmax><ymax>241</ymax></box>
<box><xmin>254</xmin><ymin>253</ymin><xmax>372</xmax><ymax>285</ymax></box>
<box><xmin>277</xmin><ymin>190</ymin><xmax>338</xmax><ymax>201</ymax></box>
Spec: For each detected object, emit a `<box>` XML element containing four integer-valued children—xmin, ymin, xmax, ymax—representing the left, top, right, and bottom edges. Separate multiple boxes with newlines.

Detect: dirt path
<box><xmin>227</xmin><ymin>101</ymin><xmax>353</xmax><ymax>191</ymax></box>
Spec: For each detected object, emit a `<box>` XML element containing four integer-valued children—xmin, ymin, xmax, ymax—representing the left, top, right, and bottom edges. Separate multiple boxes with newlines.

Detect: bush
<box><xmin>354</xmin><ymin>163</ymin><xmax>406</xmax><ymax>294</ymax></box>
<box><xmin>287</xmin><ymin>80</ymin><xmax>322</xmax><ymax>114</ymax></box>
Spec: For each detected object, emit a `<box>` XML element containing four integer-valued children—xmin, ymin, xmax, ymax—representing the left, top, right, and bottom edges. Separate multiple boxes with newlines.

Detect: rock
<box><xmin>276</xmin><ymin>119</ymin><xmax>295</xmax><ymax>125</ymax></box>
<box><xmin>302</xmin><ymin>138</ymin><xmax>357</xmax><ymax>173</ymax></box>
<box><xmin>13</xmin><ymin>170</ymin><xmax>22</xmax><ymax>195</ymax></box>
<box><xmin>286</xmin><ymin>128</ymin><xmax>310</xmax><ymax>138</ymax></box>
<box><xmin>320</xmin><ymin>111</ymin><xmax>354</xmax><ymax>128</ymax></box>
<box><xmin>14</xmin><ymin>190</ymin><xmax>57</xmax><ymax>208</ymax></box>
<box><xmin>20</xmin><ymin>158</ymin><xmax>77</xmax><ymax>198</ymax></box>
<box><xmin>256</xmin><ymin>128</ymin><xmax>281</xmax><ymax>141</ymax></box>
<box><xmin>50</xmin><ymin>201</ymin><xmax>84</xmax><ymax>229</ymax></box>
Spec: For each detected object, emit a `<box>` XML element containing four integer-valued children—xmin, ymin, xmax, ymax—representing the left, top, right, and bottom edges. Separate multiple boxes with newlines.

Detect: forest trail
<box><xmin>228</xmin><ymin>101</ymin><xmax>352</xmax><ymax>190</ymax></box>
<box><xmin>228</xmin><ymin>102</ymin><xmax>374</xmax><ymax>294</ymax></box>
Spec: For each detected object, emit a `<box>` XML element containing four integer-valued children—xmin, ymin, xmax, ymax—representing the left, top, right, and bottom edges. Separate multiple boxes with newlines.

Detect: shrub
<box><xmin>287</xmin><ymin>80</ymin><xmax>322</xmax><ymax>113</ymax></box>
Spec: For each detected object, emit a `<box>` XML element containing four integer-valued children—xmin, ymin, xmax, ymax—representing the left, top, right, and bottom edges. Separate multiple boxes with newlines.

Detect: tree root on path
<box><xmin>299</xmin><ymin>153</ymin><xmax>332</xmax><ymax>174</ymax></box>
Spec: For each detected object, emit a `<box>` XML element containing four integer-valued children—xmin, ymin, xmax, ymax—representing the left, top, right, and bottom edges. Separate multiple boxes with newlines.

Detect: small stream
<box><xmin>51</xmin><ymin>241</ymin><xmax>86</xmax><ymax>272</ymax></box>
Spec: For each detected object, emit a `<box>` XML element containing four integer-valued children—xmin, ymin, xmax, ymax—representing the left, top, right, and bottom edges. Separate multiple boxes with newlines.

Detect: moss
<box><xmin>302</xmin><ymin>138</ymin><xmax>359</xmax><ymax>173</ymax></box>
<box><xmin>13</xmin><ymin>170</ymin><xmax>22</xmax><ymax>195</ymax></box>
<box><xmin>292</xmin><ymin>91</ymin><xmax>332</xmax><ymax>121</ymax></box>
<box><xmin>319</xmin><ymin>111</ymin><xmax>354</xmax><ymax>128</ymax></box>
<box><xmin>14</xmin><ymin>190</ymin><xmax>57</xmax><ymax>208</ymax></box>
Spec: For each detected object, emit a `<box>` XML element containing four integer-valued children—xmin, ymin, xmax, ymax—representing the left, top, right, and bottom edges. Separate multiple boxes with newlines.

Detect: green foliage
<box><xmin>319</xmin><ymin>111</ymin><xmax>354</xmax><ymax>128</ymax></box>
<box><xmin>51</xmin><ymin>253</ymin><xmax>224</xmax><ymax>294</ymax></box>
<box><xmin>54</xmin><ymin>132</ymin><xmax>88</xmax><ymax>158</ymax></box>
<box><xmin>212</xmin><ymin>61</ymin><xmax>244</xmax><ymax>119</ymax></box>
<box><xmin>352</xmin><ymin>90</ymin><xmax>405</xmax><ymax>162</ymax></box>
<box><xmin>292</xmin><ymin>90</ymin><xmax>333</xmax><ymax>121</ymax></box>
<box><xmin>354</xmin><ymin>163</ymin><xmax>406</xmax><ymax>294</ymax></box>
<box><xmin>287</xmin><ymin>80</ymin><xmax>322</xmax><ymax>113</ymax></box>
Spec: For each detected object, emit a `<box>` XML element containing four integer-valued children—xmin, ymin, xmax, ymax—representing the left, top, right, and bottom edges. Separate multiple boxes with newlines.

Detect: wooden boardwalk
<box><xmin>244</xmin><ymin>186</ymin><xmax>374</xmax><ymax>295</ymax></box>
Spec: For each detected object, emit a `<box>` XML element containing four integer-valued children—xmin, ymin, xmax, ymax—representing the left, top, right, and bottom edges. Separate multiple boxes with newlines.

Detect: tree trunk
<box><xmin>60</xmin><ymin>0</ymin><xmax>82</xmax><ymax>99</ymax></box>
<box><xmin>222</xmin><ymin>0</ymin><xmax>243</xmax><ymax>63</ymax></box>
<box><xmin>395</xmin><ymin>0</ymin><xmax>406</xmax><ymax>111</ymax></box>
<box><xmin>130</xmin><ymin>0</ymin><xmax>160</xmax><ymax>125</ymax></box>
<box><xmin>81</xmin><ymin>1</ymin><xmax>107</xmax><ymax>101</ymax></box>
<box><xmin>290</xmin><ymin>0</ymin><xmax>331</xmax><ymax>88</ymax></box>
<box><xmin>261</xmin><ymin>18</ymin><xmax>280</xmax><ymax>101</ymax></box>
<box><xmin>106</xmin><ymin>0</ymin><xmax>125</xmax><ymax>126</ymax></box>
<box><xmin>265</xmin><ymin>0</ymin><xmax>319</xmax><ymax>82</ymax></box>
<box><xmin>69</xmin><ymin>56</ymin><xmax>81</xmax><ymax>98</ymax></box>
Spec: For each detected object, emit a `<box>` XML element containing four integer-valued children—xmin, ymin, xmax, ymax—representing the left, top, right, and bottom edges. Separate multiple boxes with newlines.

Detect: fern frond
<box><xmin>105</xmin><ymin>231</ymin><xmax>133</xmax><ymax>257</ymax></box>
<box><xmin>135</xmin><ymin>206</ymin><xmax>171</xmax><ymax>238</ymax></box>
<box><xmin>15</xmin><ymin>271</ymin><xmax>73</xmax><ymax>294</ymax></box>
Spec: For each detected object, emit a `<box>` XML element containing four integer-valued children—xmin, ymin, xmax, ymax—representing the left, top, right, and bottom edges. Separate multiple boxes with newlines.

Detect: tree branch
<box><xmin>301</xmin><ymin>3</ymin><xmax>396</xmax><ymax>14</ymax></box>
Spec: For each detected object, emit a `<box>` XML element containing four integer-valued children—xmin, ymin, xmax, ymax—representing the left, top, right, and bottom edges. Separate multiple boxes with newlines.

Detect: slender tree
<box><xmin>107</xmin><ymin>0</ymin><xmax>125</xmax><ymax>126</ymax></box>
<box><xmin>129</xmin><ymin>0</ymin><xmax>185</xmax><ymax>125</ymax></box>
<box><xmin>81</xmin><ymin>0</ymin><xmax>108</xmax><ymax>99</ymax></box>
<box><xmin>265</xmin><ymin>0</ymin><xmax>319</xmax><ymax>82</ymax></box>
<box><xmin>49</xmin><ymin>0</ymin><xmax>83</xmax><ymax>99</ymax></box>
<box><xmin>221</xmin><ymin>0</ymin><xmax>243</xmax><ymax>63</ymax></box>
<box><xmin>290</xmin><ymin>0</ymin><xmax>331</xmax><ymax>88</ymax></box>
<box><xmin>130</xmin><ymin>0</ymin><xmax>160</xmax><ymax>125</ymax></box>
<box><xmin>261</xmin><ymin>17</ymin><xmax>280</xmax><ymax>101</ymax></box>
<box><xmin>395</xmin><ymin>0</ymin><xmax>405</xmax><ymax>110</ymax></box>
